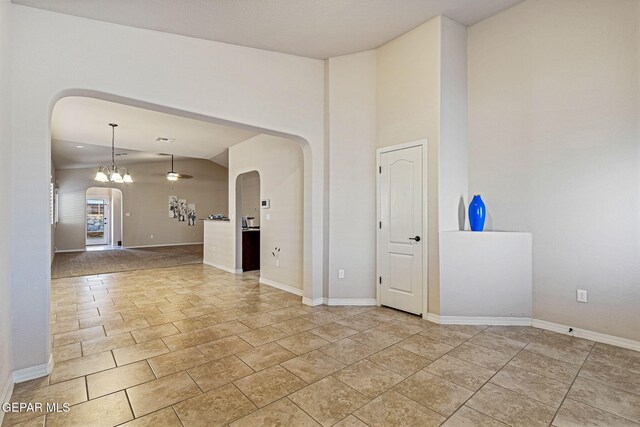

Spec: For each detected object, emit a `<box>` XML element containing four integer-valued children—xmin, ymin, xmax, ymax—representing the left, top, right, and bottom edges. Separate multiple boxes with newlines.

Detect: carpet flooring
<box><xmin>51</xmin><ymin>244</ymin><xmax>203</xmax><ymax>278</ymax></box>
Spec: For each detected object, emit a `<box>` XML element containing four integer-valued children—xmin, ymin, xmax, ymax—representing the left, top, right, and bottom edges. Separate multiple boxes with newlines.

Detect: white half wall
<box><xmin>229</xmin><ymin>135</ymin><xmax>304</xmax><ymax>291</ymax></box>
<box><xmin>327</xmin><ymin>51</ymin><xmax>377</xmax><ymax>300</ymax></box>
<box><xmin>439</xmin><ymin>231</ymin><xmax>532</xmax><ymax>318</ymax></box>
<box><xmin>468</xmin><ymin>0</ymin><xmax>640</xmax><ymax>341</ymax></box>
<box><xmin>0</xmin><ymin>0</ymin><xmax>14</xmax><ymax>411</ymax></box>
<box><xmin>11</xmin><ymin>4</ymin><xmax>325</xmax><ymax>372</ymax></box>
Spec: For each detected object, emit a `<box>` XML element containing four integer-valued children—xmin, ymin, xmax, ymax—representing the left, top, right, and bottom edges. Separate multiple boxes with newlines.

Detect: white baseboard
<box><xmin>302</xmin><ymin>297</ymin><xmax>324</xmax><ymax>306</ymax></box>
<box><xmin>202</xmin><ymin>260</ymin><xmax>241</xmax><ymax>274</ymax></box>
<box><xmin>12</xmin><ymin>355</ymin><xmax>53</xmax><ymax>384</ymax></box>
<box><xmin>0</xmin><ymin>372</ymin><xmax>14</xmax><ymax>425</ymax></box>
<box><xmin>426</xmin><ymin>313</ymin><xmax>532</xmax><ymax>326</ymax></box>
<box><xmin>325</xmin><ymin>298</ymin><xmax>377</xmax><ymax>306</ymax></box>
<box><xmin>54</xmin><ymin>248</ymin><xmax>85</xmax><ymax>253</ymax></box>
<box><xmin>531</xmin><ymin>319</ymin><xmax>640</xmax><ymax>352</ymax></box>
<box><xmin>259</xmin><ymin>277</ymin><xmax>303</xmax><ymax>296</ymax></box>
<box><xmin>124</xmin><ymin>242</ymin><xmax>203</xmax><ymax>249</ymax></box>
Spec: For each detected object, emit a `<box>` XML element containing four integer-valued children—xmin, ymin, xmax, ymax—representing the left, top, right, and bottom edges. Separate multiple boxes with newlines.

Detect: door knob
<box><xmin>409</xmin><ymin>236</ymin><xmax>421</xmax><ymax>242</ymax></box>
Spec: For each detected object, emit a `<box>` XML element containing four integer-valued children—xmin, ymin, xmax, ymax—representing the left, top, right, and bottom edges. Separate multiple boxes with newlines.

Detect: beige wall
<box><xmin>327</xmin><ymin>51</ymin><xmax>378</xmax><ymax>302</ymax></box>
<box><xmin>377</xmin><ymin>16</ymin><xmax>443</xmax><ymax>314</ymax></box>
<box><xmin>239</xmin><ymin>171</ymin><xmax>261</xmax><ymax>226</ymax></box>
<box><xmin>468</xmin><ymin>0</ymin><xmax>640</xmax><ymax>340</ymax></box>
<box><xmin>229</xmin><ymin>135</ymin><xmax>304</xmax><ymax>290</ymax></box>
<box><xmin>55</xmin><ymin>158</ymin><xmax>228</xmax><ymax>250</ymax></box>
<box><xmin>0</xmin><ymin>0</ymin><xmax>13</xmax><ymax>407</ymax></box>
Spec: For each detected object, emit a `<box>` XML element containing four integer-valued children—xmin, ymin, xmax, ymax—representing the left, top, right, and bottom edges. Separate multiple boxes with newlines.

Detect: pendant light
<box><xmin>94</xmin><ymin>123</ymin><xmax>133</xmax><ymax>183</ymax></box>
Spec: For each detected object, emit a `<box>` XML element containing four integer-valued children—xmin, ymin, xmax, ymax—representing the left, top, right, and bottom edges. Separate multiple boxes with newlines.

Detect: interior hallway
<box><xmin>3</xmin><ymin>264</ymin><xmax>639</xmax><ymax>426</ymax></box>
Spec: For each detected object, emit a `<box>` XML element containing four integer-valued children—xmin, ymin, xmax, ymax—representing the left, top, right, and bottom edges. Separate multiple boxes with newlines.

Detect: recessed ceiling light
<box><xmin>155</xmin><ymin>137</ymin><xmax>175</xmax><ymax>143</ymax></box>
<box><xmin>76</xmin><ymin>145</ymin><xmax>84</xmax><ymax>148</ymax></box>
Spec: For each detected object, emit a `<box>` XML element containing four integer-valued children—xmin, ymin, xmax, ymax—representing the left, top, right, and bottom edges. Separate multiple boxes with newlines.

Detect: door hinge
<box><xmin>379</xmin><ymin>221</ymin><xmax>382</xmax><ymax>229</ymax></box>
<box><xmin>379</xmin><ymin>276</ymin><xmax>382</xmax><ymax>284</ymax></box>
<box><xmin>378</xmin><ymin>166</ymin><xmax>381</xmax><ymax>174</ymax></box>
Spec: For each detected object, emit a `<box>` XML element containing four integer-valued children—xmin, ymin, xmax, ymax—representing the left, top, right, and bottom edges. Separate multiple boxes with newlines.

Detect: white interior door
<box><xmin>86</xmin><ymin>197</ymin><xmax>110</xmax><ymax>246</ymax></box>
<box><xmin>378</xmin><ymin>144</ymin><xmax>424</xmax><ymax>315</ymax></box>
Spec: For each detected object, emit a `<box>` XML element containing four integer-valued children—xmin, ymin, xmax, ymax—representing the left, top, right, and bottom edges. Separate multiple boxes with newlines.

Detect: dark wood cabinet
<box><xmin>242</xmin><ymin>230</ymin><xmax>260</xmax><ymax>271</ymax></box>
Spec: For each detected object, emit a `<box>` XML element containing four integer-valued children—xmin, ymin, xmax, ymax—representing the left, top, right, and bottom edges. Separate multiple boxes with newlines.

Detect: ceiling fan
<box><xmin>166</xmin><ymin>155</ymin><xmax>193</xmax><ymax>181</ymax></box>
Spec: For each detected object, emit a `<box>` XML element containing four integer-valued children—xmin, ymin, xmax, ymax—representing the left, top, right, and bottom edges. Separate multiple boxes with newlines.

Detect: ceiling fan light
<box><xmin>95</xmin><ymin>170</ymin><xmax>109</xmax><ymax>182</ymax></box>
<box><xmin>167</xmin><ymin>172</ymin><xmax>179</xmax><ymax>181</ymax></box>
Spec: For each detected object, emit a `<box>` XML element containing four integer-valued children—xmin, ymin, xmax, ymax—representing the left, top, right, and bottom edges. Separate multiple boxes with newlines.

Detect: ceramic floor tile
<box><xmin>353</xmin><ymin>390</ymin><xmax>445</xmax><ymax>427</ymax></box>
<box><xmin>81</xmin><ymin>333</ymin><xmax>136</xmax><ymax>355</ymax></box>
<box><xmin>120</xmin><ymin>407</ymin><xmax>183</xmax><ymax>427</ymax></box>
<box><xmin>276</xmin><ymin>331</ymin><xmax>329</xmax><ymax>355</ymax></box>
<box><xmin>87</xmin><ymin>360</ymin><xmax>155</xmax><ymax>399</ymax></box>
<box><xmin>447</xmin><ymin>342</ymin><xmax>513</xmax><ymax>371</ymax></box>
<box><xmin>238</xmin><ymin>326</ymin><xmax>289</xmax><ymax>347</ymax></box>
<box><xmin>350</xmin><ymin>328</ymin><xmax>403</xmax><ymax>350</ymax></box>
<box><xmin>271</xmin><ymin>318</ymin><xmax>318</xmax><ymax>335</ymax></box>
<box><xmin>332</xmin><ymin>415</ymin><xmax>369</xmax><ymax>427</ymax></box>
<box><xmin>289</xmin><ymin>377</ymin><xmax>369</xmax><ymax>427</ymax></box>
<box><xmin>397</xmin><ymin>335</ymin><xmax>454</xmax><ymax>360</ymax></box>
<box><xmin>52</xmin><ymin>343</ymin><xmax>82</xmax><ymax>363</ymax></box>
<box><xmin>131</xmin><ymin>322</ymin><xmax>180</xmax><ymax>343</ymax></box>
<box><xmin>308</xmin><ymin>323</ymin><xmax>359</xmax><ymax>342</ymax></box>
<box><xmin>112</xmin><ymin>339</ymin><xmax>170</xmax><ymax>366</ymax></box>
<box><xmin>443</xmin><ymin>406</ymin><xmax>508</xmax><ymax>426</ymax></box>
<box><xmin>552</xmin><ymin>398</ymin><xmax>640</xmax><ymax>427</ymax></box>
<box><xmin>147</xmin><ymin>346</ymin><xmax>209</xmax><ymax>377</ymax></box>
<box><xmin>197</xmin><ymin>335</ymin><xmax>253</xmax><ymax>360</ymax></box>
<box><xmin>188</xmin><ymin>355</ymin><xmax>254</xmax><ymax>392</ymax></box>
<box><xmin>230</xmin><ymin>398</ymin><xmax>321</xmax><ymax>427</ymax></box>
<box><xmin>53</xmin><ymin>325</ymin><xmax>105</xmax><ymax>347</ymax></box>
<box><xmin>588</xmin><ymin>343</ymin><xmax>640</xmax><ymax>374</ymax></box>
<box><xmin>367</xmin><ymin>345</ymin><xmax>432</xmax><ymax>377</ymax></box>
<box><xmin>466</xmin><ymin>383</ymin><xmax>557</xmax><ymax>427</ymax></box>
<box><xmin>46</xmin><ymin>390</ymin><xmax>133</xmax><ymax>427</ymax></box>
<box><xmin>318</xmin><ymin>338</ymin><xmax>378</xmax><ymax>364</ymax></box>
<box><xmin>491</xmin><ymin>364</ymin><xmax>571</xmax><ymax>407</ymax></box>
<box><xmin>485</xmin><ymin>325</ymin><xmax>543</xmax><ymax>342</ymax></box>
<box><xmin>578</xmin><ymin>357</ymin><xmax>640</xmax><ymax>395</ymax></box>
<box><xmin>468</xmin><ymin>331</ymin><xmax>528</xmax><ymax>357</ymax></box>
<box><xmin>233</xmin><ymin>365</ymin><xmax>306</xmax><ymax>407</ymax></box>
<box><xmin>49</xmin><ymin>351</ymin><xmax>115</xmax><ymax>384</ymax></box>
<box><xmin>395</xmin><ymin>369</ymin><xmax>473</xmax><ymax>417</ymax></box>
<box><xmin>127</xmin><ymin>371</ymin><xmax>201</xmax><ymax>417</ymax></box>
<box><xmin>173</xmin><ymin>383</ymin><xmax>257</xmax><ymax>427</ymax></box>
<box><xmin>508</xmin><ymin>349</ymin><xmax>580</xmax><ymax>384</ymax></box>
<box><xmin>419</xmin><ymin>327</ymin><xmax>474</xmax><ymax>347</ymax></box>
<box><xmin>281</xmin><ymin>350</ymin><xmax>346</xmax><ymax>383</ymax></box>
<box><xmin>567</xmin><ymin>377</ymin><xmax>640</xmax><ymax>422</ymax></box>
<box><xmin>425</xmin><ymin>354</ymin><xmax>495</xmax><ymax>391</ymax></box>
<box><xmin>333</xmin><ymin>359</ymin><xmax>404</xmax><ymax>398</ymax></box>
<box><xmin>236</xmin><ymin>342</ymin><xmax>297</xmax><ymax>371</ymax></box>
<box><xmin>374</xmin><ymin>321</ymin><xmax>424</xmax><ymax>338</ymax></box>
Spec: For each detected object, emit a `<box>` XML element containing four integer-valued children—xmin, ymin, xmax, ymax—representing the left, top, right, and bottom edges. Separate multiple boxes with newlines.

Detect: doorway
<box><xmin>236</xmin><ymin>171</ymin><xmax>261</xmax><ymax>272</ymax></box>
<box><xmin>377</xmin><ymin>141</ymin><xmax>427</xmax><ymax>316</ymax></box>
<box><xmin>85</xmin><ymin>187</ymin><xmax>123</xmax><ymax>248</ymax></box>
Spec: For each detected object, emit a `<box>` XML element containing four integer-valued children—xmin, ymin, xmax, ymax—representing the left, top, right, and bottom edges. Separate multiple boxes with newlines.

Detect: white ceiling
<box><xmin>51</xmin><ymin>96</ymin><xmax>258</xmax><ymax>169</ymax></box>
<box><xmin>13</xmin><ymin>0</ymin><xmax>523</xmax><ymax>59</ymax></box>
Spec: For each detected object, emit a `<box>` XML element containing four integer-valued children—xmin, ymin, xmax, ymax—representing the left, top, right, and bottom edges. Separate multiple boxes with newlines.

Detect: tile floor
<box><xmin>3</xmin><ymin>264</ymin><xmax>640</xmax><ymax>426</ymax></box>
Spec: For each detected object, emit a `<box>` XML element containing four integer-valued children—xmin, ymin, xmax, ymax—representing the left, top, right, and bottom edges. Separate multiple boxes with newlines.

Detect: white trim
<box><xmin>203</xmin><ymin>260</ymin><xmax>241</xmax><ymax>274</ymax></box>
<box><xmin>0</xmin><ymin>373</ymin><xmax>14</xmax><ymax>425</ymax></box>
<box><xmin>302</xmin><ymin>297</ymin><xmax>324</xmax><ymax>306</ymax></box>
<box><xmin>325</xmin><ymin>298</ymin><xmax>377</xmax><ymax>306</ymax></box>
<box><xmin>376</xmin><ymin>139</ymin><xmax>429</xmax><ymax>317</ymax></box>
<box><xmin>259</xmin><ymin>277</ymin><xmax>303</xmax><ymax>296</ymax></box>
<box><xmin>426</xmin><ymin>313</ymin><xmax>532</xmax><ymax>326</ymax></box>
<box><xmin>12</xmin><ymin>355</ymin><xmax>53</xmax><ymax>384</ymax></box>
<box><xmin>54</xmin><ymin>248</ymin><xmax>85</xmax><ymax>253</ymax></box>
<box><xmin>124</xmin><ymin>242</ymin><xmax>203</xmax><ymax>249</ymax></box>
<box><xmin>532</xmin><ymin>319</ymin><xmax>640</xmax><ymax>352</ymax></box>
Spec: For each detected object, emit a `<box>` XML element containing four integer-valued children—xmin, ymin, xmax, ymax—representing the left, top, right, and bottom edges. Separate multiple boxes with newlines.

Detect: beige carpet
<box><xmin>51</xmin><ymin>244</ymin><xmax>203</xmax><ymax>278</ymax></box>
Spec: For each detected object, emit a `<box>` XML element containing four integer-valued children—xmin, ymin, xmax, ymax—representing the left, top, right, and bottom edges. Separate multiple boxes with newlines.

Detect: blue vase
<box><xmin>469</xmin><ymin>195</ymin><xmax>486</xmax><ymax>232</ymax></box>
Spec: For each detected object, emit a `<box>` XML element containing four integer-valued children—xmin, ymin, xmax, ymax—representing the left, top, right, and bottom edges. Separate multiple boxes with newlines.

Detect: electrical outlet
<box><xmin>338</xmin><ymin>269</ymin><xmax>345</xmax><ymax>279</ymax></box>
<box><xmin>577</xmin><ymin>289</ymin><xmax>588</xmax><ymax>303</ymax></box>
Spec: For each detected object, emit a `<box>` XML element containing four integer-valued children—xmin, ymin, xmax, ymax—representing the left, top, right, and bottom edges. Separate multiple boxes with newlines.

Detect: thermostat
<box><xmin>261</xmin><ymin>199</ymin><xmax>270</xmax><ymax>209</ymax></box>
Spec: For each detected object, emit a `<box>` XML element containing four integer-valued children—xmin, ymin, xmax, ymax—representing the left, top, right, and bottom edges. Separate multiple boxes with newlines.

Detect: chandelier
<box><xmin>94</xmin><ymin>123</ymin><xmax>133</xmax><ymax>183</ymax></box>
